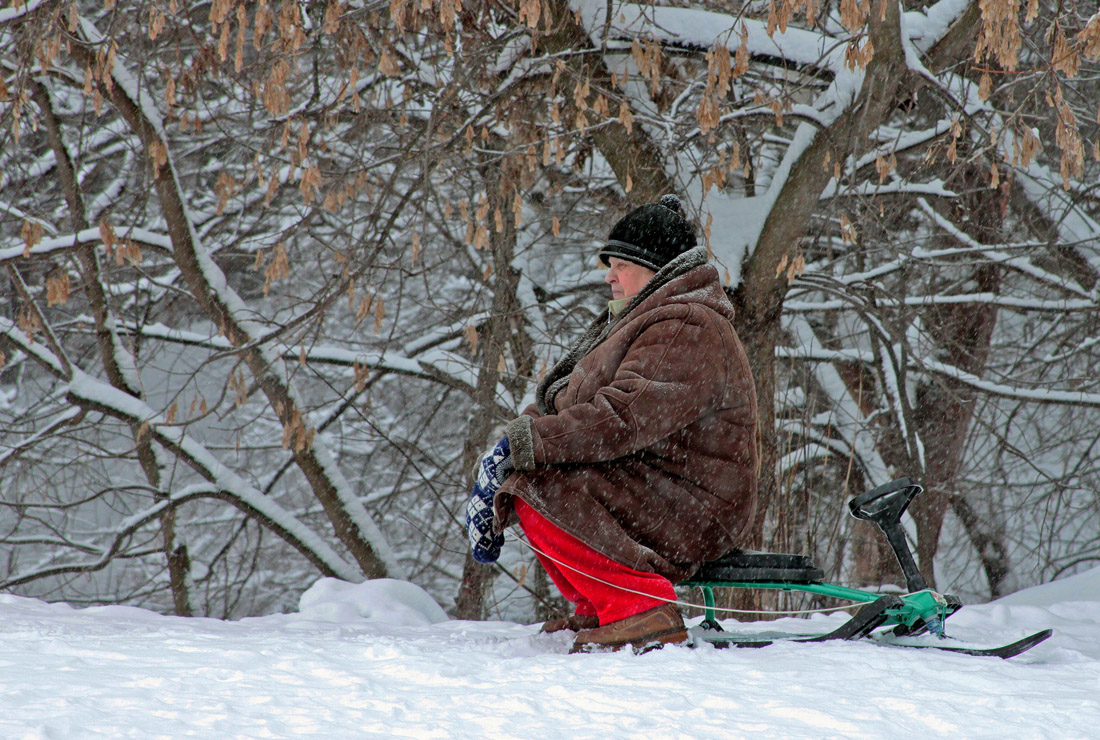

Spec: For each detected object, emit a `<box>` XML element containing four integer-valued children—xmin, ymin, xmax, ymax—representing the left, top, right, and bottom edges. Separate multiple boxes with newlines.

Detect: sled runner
<box><xmin>682</xmin><ymin>478</ymin><xmax>1052</xmax><ymax>659</ymax></box>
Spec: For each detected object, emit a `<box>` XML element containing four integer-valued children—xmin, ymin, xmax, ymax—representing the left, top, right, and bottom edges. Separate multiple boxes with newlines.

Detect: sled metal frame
<box><xmin>689</xmin><ymin>580</ymin><xmax>953</xmax><ymax>636</ymax></box>
<box><xmin>683</xmin><ymin>478</ymin><xmax>960</xmax><ymax>638</ymax></box>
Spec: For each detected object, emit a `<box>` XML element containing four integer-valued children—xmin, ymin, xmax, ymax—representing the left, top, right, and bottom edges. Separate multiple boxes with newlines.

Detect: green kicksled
<box><xmin>682</xmin><ymin>478</ymin><xmax>1052</xmax><ymax>659</ymax></box>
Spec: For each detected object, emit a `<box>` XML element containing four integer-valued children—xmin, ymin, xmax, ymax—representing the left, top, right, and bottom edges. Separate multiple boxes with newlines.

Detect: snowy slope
<box><xmin>2</xmin><ymin>574</ymin><xmax>1098</xmax><ymax>739</ymax></box>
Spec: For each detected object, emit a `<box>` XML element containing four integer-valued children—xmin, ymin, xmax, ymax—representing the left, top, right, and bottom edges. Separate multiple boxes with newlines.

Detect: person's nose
<box><xmin>604</xmin><ymin>268</ymin><xmax>616</xmax><ymax>284</ymax></box>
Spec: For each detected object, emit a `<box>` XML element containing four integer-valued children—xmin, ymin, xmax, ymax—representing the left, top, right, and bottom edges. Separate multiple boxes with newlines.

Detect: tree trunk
<box><xmin>949</xmin><ymin>494</ymin><xmax>1015</xmax><ymax>597</ymax></box>
<box><xmin>31</xmin><ymin>81</ymin><xmax>194</xmax><ymax>615</ymax></box>
<box><xmin>454</xmin><ymin>150</ymin><xmax>531</xmax><ymax>619</ymax></box>
<box><xmin>540</xmin><ymin>0</ymin><xmax>676</xmax><ymax>205</ymax></box>
<box><xmin>734</xmin><ymin>0</ymin><xmax>907</xmax><ymax>548</ymax></box>
<box><xmin>68</xmin><ymin>26</ymin><xmax>394</xmax><ymax>581</ymax></box>
<box><xmin>910</xmin><ymin>243</ymin><xmax>1002</xmax><ymax>587</ymax></box>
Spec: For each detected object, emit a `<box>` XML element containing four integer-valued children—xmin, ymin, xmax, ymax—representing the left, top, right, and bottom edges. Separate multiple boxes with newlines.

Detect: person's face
<box><xmin>604</xmin><ymin>257</ymin><xmax>656</xmax><ymax>300</ymax></box>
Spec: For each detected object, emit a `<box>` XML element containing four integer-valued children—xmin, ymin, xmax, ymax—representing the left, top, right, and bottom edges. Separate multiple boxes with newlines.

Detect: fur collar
<box><xmin>535</xmin><ymin>247</ymin><xmax>709</xmax><ymax>414</ymax></box>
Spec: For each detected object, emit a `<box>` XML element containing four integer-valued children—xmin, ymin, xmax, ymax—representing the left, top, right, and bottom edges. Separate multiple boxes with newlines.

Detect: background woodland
<box><xmin>2</xmin><ymin>0</ymin><xmax>1098</xmax><ymax>621</ymax></box>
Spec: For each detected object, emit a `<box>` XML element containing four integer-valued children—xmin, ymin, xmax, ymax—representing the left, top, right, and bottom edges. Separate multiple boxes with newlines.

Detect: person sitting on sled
<box><xmin>466</xmin><ymin>194</ymin><xmax>759</xmax><ymax>652</ymax></box>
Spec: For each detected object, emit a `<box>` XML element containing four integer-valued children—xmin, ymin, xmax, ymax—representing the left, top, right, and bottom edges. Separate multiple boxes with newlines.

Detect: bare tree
<box><xmin>2</xmin><ymin>0</ymin><xmax>1098</xmax><ymax>620</ymax></box>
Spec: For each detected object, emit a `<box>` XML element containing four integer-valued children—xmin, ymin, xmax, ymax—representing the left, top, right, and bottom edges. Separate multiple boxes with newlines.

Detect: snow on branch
<box><xmin>0</xmin><ymin>405</ymin><xmax>83</xmax><ymax>470</ymax></box>
<box><xmin>85</xmin><ymin>319</ymin><xmax>481</xmax><ymax>395</ymax></box>
<box><xmin>786</xmin><ymin>293</ymin><xmax>1099</xmax><ymax>314</ymax></box>
<box><xmin>779</xmin><ymin>326</ymin><xmax>1100</xmax><ymax>408</ymax></box>
<box><xmin>784</xmin><ymin>316</ymin><xmax>892</xmax><ymax>485</ymax></box>
<box><xmin>573</xmin><ymin>1</ymin><xmax>840</xmax><ymax>73</ymax></box>
<box><xmin>67</xmin><ymin>11</ymin><xmax>402</xmax><ymax>580</ymax></box>
<box><xmin>61</xmin><ymin>367</ymin><xmax>363</xmax><ymax>581</ymax></box>
<box><xmin>917</xmin><ymin>198</ymin><xmax>1095</xmax><ymax>298</ymax></box>
<box><xmin>0</xmin><ymin>225</ymin><xmax>173</xmax><ymax>267</ymax></box>
<box><xmin>916</xmin><ymin>358</ymin><xmax>1100</xmax><ymax>408</ymax></box>
<box><xmin>0</xmin><ymin>482</ymin><xmax>337</xmax><ymax>591</ymax></box>
<box><xmin>923</xmin><ymin>66</ymin><xmax>1100</xmax><ymax>281</ymax></box>
<box><xmin>0</xmin><ymin>316</ymin><xmax>69</xmax><ymax>379</ymax></box>
<box><xmin>1012</xmin><ymin>165</ymin><xmax>1100</xmax><ymax>278</ymax></box>
<box><xmin>0</xmin><ymin>0</ymin><xmax>49</xmax><ymax>25</ymax></box>
<box><xmin>777</xmin><ymin>441</ymin><xmax>851</xmax><ymax>480</ymax></box>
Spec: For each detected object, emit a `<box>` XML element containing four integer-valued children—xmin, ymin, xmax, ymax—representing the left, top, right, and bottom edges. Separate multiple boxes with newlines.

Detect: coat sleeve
<box><xmin>506</xmin><ymin>305</ymin><xmax>731</xmax><ymax>471</ymax></box>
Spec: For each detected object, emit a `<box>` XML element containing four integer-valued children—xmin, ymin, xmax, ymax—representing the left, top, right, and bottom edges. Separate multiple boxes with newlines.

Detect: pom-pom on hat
<box><xmin>598</xmin><ymin>194</ymin><xmax>698</xmax><ymax>271</ymax></box>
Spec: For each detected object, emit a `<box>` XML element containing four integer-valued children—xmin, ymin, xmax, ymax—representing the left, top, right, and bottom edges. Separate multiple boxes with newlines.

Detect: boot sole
<box><xmin>570</xmin><ymin>627</ymin><xmax>689</xmax><ymax>654</ymax></box>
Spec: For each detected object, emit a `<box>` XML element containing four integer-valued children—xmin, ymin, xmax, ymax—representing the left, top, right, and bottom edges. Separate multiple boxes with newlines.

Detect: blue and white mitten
<box><xmin>465</xmin><ymin>437</ymin><xmax>513</xmax><ymax>564</ymax></box>
<box><xmin>477</xmin><ymin>436</ymin><xmax>514</xmax><ymax>493</ymax></box>
<box><xmin>466</xmin><ymin>479</ymin><xmax>505</xmax><ymax>564</ymax></box>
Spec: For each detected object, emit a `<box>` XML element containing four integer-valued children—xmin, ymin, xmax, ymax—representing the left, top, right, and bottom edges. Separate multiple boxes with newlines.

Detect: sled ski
<box><xmin>682</xmin><ymin>478</ymin><xmax>1052</xmax><ymax>660</ymax></box>
<box><xmin>871</xmin><ymin>628</ymin><xmax>1053</xmax><ymax>659</ymax></box>
<box><xmin>690</xmin><ymin>625</ymin><xmax>1052</xmax><ymax>659</ymax></box>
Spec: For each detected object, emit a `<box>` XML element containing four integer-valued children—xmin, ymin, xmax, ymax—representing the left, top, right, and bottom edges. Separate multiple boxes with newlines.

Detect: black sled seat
<box><xmin>687</xmin><ymin>549</ymin><xmax>825</xmax><ymax>585</ymax></box>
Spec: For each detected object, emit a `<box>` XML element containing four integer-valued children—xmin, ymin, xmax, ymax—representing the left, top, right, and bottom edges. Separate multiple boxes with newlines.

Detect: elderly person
<box><xmin>467</xmin><ymin>195</ymin><xmax>758</xmax><ymax>653</ymax></box>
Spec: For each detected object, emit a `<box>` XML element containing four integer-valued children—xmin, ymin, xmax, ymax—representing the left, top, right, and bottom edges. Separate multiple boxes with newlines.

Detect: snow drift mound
<box><xmin>993</xmin><ymin>566</ymin><xmax>1100</xmax><ymax>607</ymax></box>
<box><xmin>297</xmin><ymin>577</ymin><xmax>449</xmax><ymax>626</ymax></box>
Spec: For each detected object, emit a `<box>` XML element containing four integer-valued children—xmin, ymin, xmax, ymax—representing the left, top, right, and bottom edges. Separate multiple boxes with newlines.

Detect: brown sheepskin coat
<box><xmin>496</xmin><ymin>247</ymin><xmax>758</xmax><ymax>582</ymax></box>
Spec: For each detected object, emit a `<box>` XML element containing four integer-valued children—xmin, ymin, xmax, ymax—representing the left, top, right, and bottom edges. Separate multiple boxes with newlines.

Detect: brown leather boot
<box><xmin>540</xmin><ymin>614</ymin><xmax>601</xmax><ymax>634</ymax></box>
<box><xmin>570</xmin><ymin>603</ymin><xmax>688</xmax><ymax>653</ymax></box>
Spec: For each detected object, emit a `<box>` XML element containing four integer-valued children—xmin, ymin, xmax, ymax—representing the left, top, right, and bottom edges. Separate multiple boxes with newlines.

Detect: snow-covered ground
<box><xmin>3</xmin><ymin>572</ymin><xmax>1099</xmax><ymax>740</ymax></box>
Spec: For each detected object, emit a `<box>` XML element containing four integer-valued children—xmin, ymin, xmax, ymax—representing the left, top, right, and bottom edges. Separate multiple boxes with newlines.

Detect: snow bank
<box><xmin>297</xmin><ymin>577</ymin><xmax>449</xmax><ymax>626</ymax></box>
<box><xmin>2</xmin><ymin>576</ymin><xmax>1100</xmax><ymax>738</ymax></box>
<box><xmin>992</xmin><ymin>566</ymin><xmax>1100</xmax><ymax>607</ymax></box>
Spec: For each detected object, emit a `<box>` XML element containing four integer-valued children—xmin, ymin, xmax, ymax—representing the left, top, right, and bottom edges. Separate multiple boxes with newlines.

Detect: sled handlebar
<box><xmin>848</xmin><ymin>478</ymin><xmax>928</xmax><ymax>593</ymax></box>
<box><xmin>848</xmin><ymin>477</ymin><xmax>922</xmax><ymax>523</ymax></box>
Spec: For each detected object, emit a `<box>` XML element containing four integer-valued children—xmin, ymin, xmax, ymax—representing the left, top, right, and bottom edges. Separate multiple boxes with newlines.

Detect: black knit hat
<box><xmin>598</xmin><ymin>194</ymin><xmax>697</xmax><ymax>271</ymax></box>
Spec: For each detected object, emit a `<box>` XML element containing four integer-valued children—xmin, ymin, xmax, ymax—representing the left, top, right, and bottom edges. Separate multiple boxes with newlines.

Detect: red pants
<box><xmin>514</xmin><ymin>498</ymin><xmax>676</xmax><ymax>625</ymax></box>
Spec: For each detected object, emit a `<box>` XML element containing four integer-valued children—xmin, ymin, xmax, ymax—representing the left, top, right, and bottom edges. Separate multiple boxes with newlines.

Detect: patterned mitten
<box><xmin>466</xmin><ymin>479</ymin><xmax>505</xmax><ymax>564</ymax></box>
<box><xmin>477</xmin><ymin>436</ymin><xmax>514</xmax><ymax>492</ymax></box>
